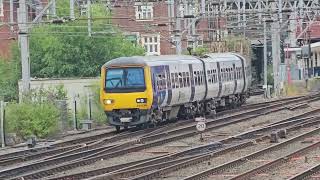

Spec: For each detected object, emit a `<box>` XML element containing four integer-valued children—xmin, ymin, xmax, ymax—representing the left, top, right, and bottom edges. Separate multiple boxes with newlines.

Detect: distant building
<box><xmin>0</xmin><ymin>0</ymin><xmax>45</xmax><ymax>59</ymax></box>
<box><xmin>109</xmin><ymin>0</ymin><xmax>227</xmax><ymax>55</ymax></box>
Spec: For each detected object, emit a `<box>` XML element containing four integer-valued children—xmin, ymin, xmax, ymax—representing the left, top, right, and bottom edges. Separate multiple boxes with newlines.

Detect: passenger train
<box><xmin>100</xmin><ymin>53</ymin><xmax>251</xmax><ymax>132</ymax></box>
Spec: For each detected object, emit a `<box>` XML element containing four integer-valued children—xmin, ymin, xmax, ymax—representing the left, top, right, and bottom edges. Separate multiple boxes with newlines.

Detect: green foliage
<box><xmin>0</xmin><ymin>44</ymin><xmax>21</xmax><ymax>101</ymax></box>
<box><xmin>17</xmin><ymin>2</ymin><xmax>145</xmax><ymax>78</ymax></box>
<box><xmin>224</xmin><ymin>35</ymin><xmax>251</xmax><ymax>56</ymax></box>
<box><xmin>5</xmin><ymin>102</ymin><xmax>60</xmax><ymax>139</ymax></box>
<box><xmin>5</xmin><ymin>87</ymin><xmax>66</xmax><ymax>139</ymax></box>
<box><xmin>194</xmin><ymin>47</ymin><xmax>209</xmax><ymax>56</ymax></box>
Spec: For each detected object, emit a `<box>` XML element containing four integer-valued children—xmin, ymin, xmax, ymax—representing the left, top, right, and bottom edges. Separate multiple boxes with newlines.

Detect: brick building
<box><xmin>0</xmin><ymin>0</ymin><xmax>46</xmax><ymax>59</ymax></box>
<box><xmin>0</xmin><ymin>0</ymin><xmax>18</xmax><ymax>59</ymax></box>
<box><xmin>110</xmin><ymin>0</ymin><xmax>227</xmax><ymax>55</ymax></box>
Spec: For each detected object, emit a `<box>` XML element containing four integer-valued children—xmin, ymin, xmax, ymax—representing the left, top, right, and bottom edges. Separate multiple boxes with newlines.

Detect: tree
<box><xmin>0</xmin><ymin>43</ymin><xmax>21</xmax><ymax>101</ymax></box>
<box><xmin>25</xmin><ymin>1</ymin><xmax>144</xmax><ymax>78</ymax></box>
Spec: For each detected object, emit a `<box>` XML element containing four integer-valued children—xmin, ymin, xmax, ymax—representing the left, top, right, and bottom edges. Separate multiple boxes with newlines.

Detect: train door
<box><xmin>232</xmin><ymin>63</ymin><xmax>237</xmax><ymax>94</ymax></box>
<box><xmin>169</xmin><ymin>64</ymin><xmax>180</xmax><ymax>106</ymax></box>
<box><xmin>151</xmin><ymin>65</ymin><xmax>167</xmax><ymax>108</ymax></box>
<box><xmin>177</xmin><ymin>64</ymin><xmax>191</xmax><ymax>104</ymax></box>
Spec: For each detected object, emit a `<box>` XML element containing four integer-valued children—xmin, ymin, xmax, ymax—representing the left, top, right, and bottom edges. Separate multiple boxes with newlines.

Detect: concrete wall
<box><xmin>18</xmin><ymin>78</ymin><xmax>100</xmax><ymax>108</ymax></box>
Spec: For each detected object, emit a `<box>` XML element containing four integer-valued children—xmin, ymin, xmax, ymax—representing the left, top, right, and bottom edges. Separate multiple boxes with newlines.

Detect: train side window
<box><xmin>200</xmin><ymin>71</ymin><xmax>203</xmax><ymax>85</ymax></box>
<box><xmin>195</xmin><ymin>71</ymin><xmax>198</xmax><ymax>86</ymax></box>
<box><xmin>182</xmin><ymin>72</ymin><xmax>186</xmax><ymax>87</ymax></box>
<box><xmin>186</xmin><ymin>72</ymin><xmax>190</xmax><ymax>87</ymax></box>
<box><xmin>178</xmin><ymin>73</ymin><xmax>183</xmax><ymax>88</ymax></box>
<box><xmin>223</xmin><ymin>69</ymin><xmax>226</xmax><ymax>82</ymax></box>
<box><xmin>207</xmin><ymin>70</ymin><xmax>210</xmax><ymax>84</ymax></box>
<box><xmin>226</xmin><ymin>68</ymin><xmax>229</xmax><ymax>81</ymax></box>
<box><xmin>171</xmin><ymin>73</ymin><xmax>175</xmax><ymax>88</ymax></box>
<box><xmin>175</xmin><ymin>73</ymin><xmax>179</xmax><ymax>88</ymax></box>
<box><xmin>213</xmin><ymin>69</ymin><xmax>216</xmax><ymax>83</ymax></box>
<box><xmin>167</xmin><ymin>73</ymin><xmax>171</xmax><ymax>89</ymax></box>
<box><xmin>235</xmin><ymin>68</ymin><xmax>238</xmax><ymax>80</ymax></box>
<box><xmin>156</xmin><ymin>75</ymin><xmax>160</xmax><ymax>90</ymax></box>
<box><xmin>194</xmin><ymin>71</ymin><xmax>197</xmax><ymax>86</ymax></box>
<box><xmin>164</xmin><ymin>75</ymin><xmax>167</xmax><ymax>89</ymax></box>
<box><xmin>160</xmin><ymin>75</ymin><xmax>163</xmax><ymax>90</ymax></box>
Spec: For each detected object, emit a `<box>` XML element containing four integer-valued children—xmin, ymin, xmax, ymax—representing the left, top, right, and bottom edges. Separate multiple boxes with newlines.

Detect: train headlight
<box><xmin>103</xmin><ymin>99</ymin><xmax>113</xmax><ymax>105</ymax></box>
<box><xmin>136</xmin><ymin>98</ymin><xmax>147</xmax><ymax>103</ymax></box>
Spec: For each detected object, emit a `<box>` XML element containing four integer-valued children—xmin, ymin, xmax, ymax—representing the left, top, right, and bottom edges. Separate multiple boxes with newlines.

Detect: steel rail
<box><xmin>4</xmin><ymin>95</ymin><xmax>319</xmax><ymax>180</ymax></box>
<box><xmin>115</xmin><ymin>116</ymin><xmax>320</xmax><ymax>180</ymax></box>
<box><xmin>182</xmin><ymin>127</ymin><xmax>320</xmax><ymax>180</ymax></box>
<box><xmin>230</xmin><ymin>139</ymin><xmax>320</xmax><ymax>180</ymax></box>
<box><xmin>288</xmin><ymin>163</ymin><xmax>320</xmax><ymax>180</ymax></box>
<box><xmin>57</xmin><ymin>114</ymin><xmax>320</xmax><ymax>180</ymax></box>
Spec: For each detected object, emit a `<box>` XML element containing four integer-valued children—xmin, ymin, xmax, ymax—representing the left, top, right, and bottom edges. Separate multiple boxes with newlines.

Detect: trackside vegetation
<box><xmin>0</xmin><ymin>1</ymin><xmax>144</xmax><ymax>140</ymax></box>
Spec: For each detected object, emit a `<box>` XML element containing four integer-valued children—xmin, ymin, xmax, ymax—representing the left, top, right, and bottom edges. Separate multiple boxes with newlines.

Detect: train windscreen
<box><xmin>105</xmin><ymin>67</ymin><xmax>146</xmax><ymax>93</ymax></box>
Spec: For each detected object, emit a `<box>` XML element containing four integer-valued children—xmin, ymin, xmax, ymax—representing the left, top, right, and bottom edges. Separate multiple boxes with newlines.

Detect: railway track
<box><xmin>39</xmin><ymin>105</ymin><xmax>320</xmax><ymax>179</ymax></box>
<box><xmin>0</xmin><ymin>94</ymin><xmax>309</xmax><ymax>166</ymax></box>
<box><xmin>110</xmin><ymin>116</ymin><xmax>320</xmax><ymax>180</ymax></box>
<box><xmin>230</xmin><ymin>139</ymin><xmax>320</xmax><ymax>180</ymax></box>
<box><xmin>1</xmin><ymin>94</ymin><xmax>319</xmax><ymax>180</ymax></box>
<box><xmin>182</xmin><ymin>126</ymin><xmax>320</xmax><ymax>180</ymax></box>
<box><xmin>288</xmin><ymin>163</ymin><xmax>320</xmax><ymax>180</ymax></box>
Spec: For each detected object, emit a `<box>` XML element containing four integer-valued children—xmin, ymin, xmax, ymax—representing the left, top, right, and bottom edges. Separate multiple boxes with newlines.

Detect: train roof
<box><xmin>202</xmin><ymin>53</ymin><xmax>244</xmax><ymax>62</ymax></box>
<box><xmin>103</xmin><ymin>53</ymin><xmax>246</xmax><ymax>68</ymax></box>
<box><xmin>104</xmin><ymin>55</ymin><xmax>201</xmax><ymax>67</ymax></box>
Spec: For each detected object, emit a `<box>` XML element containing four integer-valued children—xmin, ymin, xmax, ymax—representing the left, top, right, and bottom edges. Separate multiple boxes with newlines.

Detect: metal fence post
<box><xmin>1</xmin><ymin>101</ymin><xmax>5</xmax><ymax>148</ymax></box>
<box><xmin>87</xmin><ymin>93</ymin><xmax>92</xmax><ymax>120</ymax></box>
<box><xmin>73</xmin><ymin>96</ymin><xmax>78</xmax><ymax>130</ymax></box>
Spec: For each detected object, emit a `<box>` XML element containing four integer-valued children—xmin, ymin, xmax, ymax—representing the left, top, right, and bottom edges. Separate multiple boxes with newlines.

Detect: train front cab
<box><xmin>100</xmin><ymin>65</ymin><xmax>153</xmax><ymax>132</ymax></box>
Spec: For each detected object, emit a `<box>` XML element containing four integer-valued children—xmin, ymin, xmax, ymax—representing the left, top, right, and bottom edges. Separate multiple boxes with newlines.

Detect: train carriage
<box><xmin>100</xmin><ymin>53</ymin><xmax>250</xmax><ymax>132</ymax></box>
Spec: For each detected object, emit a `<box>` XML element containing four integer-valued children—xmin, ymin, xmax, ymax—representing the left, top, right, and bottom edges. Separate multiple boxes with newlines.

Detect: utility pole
<box><xmin>18</xmin><ymin>0</ymin><xmax>30</xmax><ymax>95</ymax></box>
<box><xmin>70</xmin><ymin>0</ymin><xmax>75</xmax><ymax>20</ymax></box>
<box><xmin>0</xmin><ymin>101</ymin><xmax>5</xmax><ymax>148</ymax></box>
<box><xmin>263</xmin><ymin>18</ymin><xmax>268</xmax><ymax>98</ymax></box>
<box><xmin>271</xmin><ymin>19</ymin><xmax>281</xmax><ymax>97</ymax></box>
<box><xmin>51</xmin><ymin>0</ymin><xmax>56</xmax><ymax>17</ymax></box>
<box><xmin>87</xmin><ymin>0</ymin><xmax>92</xmax><ymax>37</ymax></box>
<box><xmin>175</xmin><ymin>1</ymin><xmax>182</xmax><ymax>55</ymax></box>
<box><xmin>9</xmin><ymin>0</ymin><xmax>14</xmax><ymax>32</ymax></box>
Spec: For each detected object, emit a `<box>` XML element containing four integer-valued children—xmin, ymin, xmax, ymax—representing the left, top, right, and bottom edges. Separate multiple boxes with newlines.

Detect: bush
<box><xmin>0</xmin><ymin>44</ymin><xmax>21</xmax><ymax>101</ymax></box>
<box><xmin>5</xmin><ymin>86</ymin><xmax>67</xmax><ymax>139</ymax></box>
<box><xmin>5</xmin><ymin>102</ymin><xmax>60</xmax><ymax>139</ymax></box>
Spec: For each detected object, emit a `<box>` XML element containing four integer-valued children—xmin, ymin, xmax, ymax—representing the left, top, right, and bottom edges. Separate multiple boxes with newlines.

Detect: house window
<box><xmin>135</xmin><ymin>3</ymin><xmax>153</xmax><ymax>20</ymax></box>
<box><xmin>141</xmin><ymin>34</ymin><xmax>160</xmax><ymax>55</ymax></box>
<box><xmin>0</xmin><ymin>0</ymin><xmax>3</xmax><ymax>17</ymax></box>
